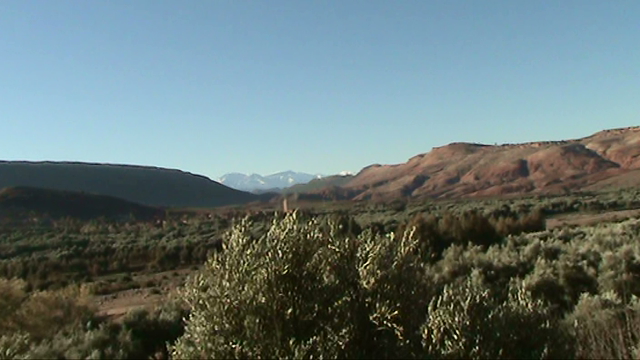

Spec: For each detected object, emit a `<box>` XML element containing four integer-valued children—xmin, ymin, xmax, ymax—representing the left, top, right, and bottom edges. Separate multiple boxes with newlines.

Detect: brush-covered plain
<box><xmin>2</xmin><ymin>189</ymin><xmax>640</xmax><ymax>359</ymax></box>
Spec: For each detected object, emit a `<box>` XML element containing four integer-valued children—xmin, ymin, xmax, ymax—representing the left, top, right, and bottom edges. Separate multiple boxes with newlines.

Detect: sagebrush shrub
<box><xmin>566</xmin><ymin>292</ymin><xmax>640</xmax><ymax>359</ymax></box>
<box><xmin>423</xmin><ymin>271</ymin><xmax>573</xmax><ymax>359</ymax></box>
<box><xmin>171</xmin><ymin>212</ymin><xmax>431</xmax><ymax>359</ymax></box>
<box><xmin>171</xmin><ymin>212</ymin><xmax>575</xmax><ymax>359</ymax></box>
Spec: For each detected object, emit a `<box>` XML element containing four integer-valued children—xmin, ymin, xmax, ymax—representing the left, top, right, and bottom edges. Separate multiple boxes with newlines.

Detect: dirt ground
<box><xmin>96</xmin><ymin>288</ymin><xmax>165</xmax><ymax>318</ymax></box>
<box><xmin>95</xmin><ymin>268</ymin><xmax>193</xmax><ymax>319</ymax></box>
<box><xmin>546</xmin><ymin>208</ymin><xmax>640</xmax><ymax>229</ymax></box>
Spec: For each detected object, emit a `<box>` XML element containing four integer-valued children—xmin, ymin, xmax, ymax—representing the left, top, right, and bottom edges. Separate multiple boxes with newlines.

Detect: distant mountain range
<box><xmin>0</xmin><ymin>161</ymin><xmax>264</xmax><ymax>208</ymax></box>
<box><xmin>5</xmin><ymin>126</ymin><xmax>640</xmax><ymax>212</ymax></box>
<box><xmin>218</xmin><ymin>171</ymin><xmax>325</xmax><ymax>192</ymax></box>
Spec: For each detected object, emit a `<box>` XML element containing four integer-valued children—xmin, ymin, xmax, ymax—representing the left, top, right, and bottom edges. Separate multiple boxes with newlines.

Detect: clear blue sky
<box><xmin>1</xmin><ymin>1</ymin><xmax>639</xmax><ymax>179</ymax></box>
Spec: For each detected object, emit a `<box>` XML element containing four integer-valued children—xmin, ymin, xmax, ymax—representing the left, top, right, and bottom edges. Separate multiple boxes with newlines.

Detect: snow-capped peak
<box><xmin>218</xmin><ymin>171</ymin><xmax>325</xmax><ymax>192</ymax></box>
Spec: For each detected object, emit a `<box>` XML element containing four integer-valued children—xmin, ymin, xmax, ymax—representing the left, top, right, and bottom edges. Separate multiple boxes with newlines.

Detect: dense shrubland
<box><xmin>169</xmin><ymin>209</ymin><xmax>640</xmax><ymax>359</ymax></box>
<box><xmin>2</xmin><ymin>189</ymin><xmax>640</xmax><ymax>358</ymax></box>
<box><xmin>0</xmin><ymin>189</ymin><xmax>636</xmax><ymax>291</ymax></box>
<box><xmin>0</xmin><ymin>218</ymin><xmax>226</xmax><ymax>291</ymax></box>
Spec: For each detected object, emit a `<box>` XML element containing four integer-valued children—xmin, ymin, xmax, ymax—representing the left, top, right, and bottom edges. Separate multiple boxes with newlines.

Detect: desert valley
<box><xmin>3</xmin><ymin>127</ymin><xmax>640</xmax><ymax>358</ymax></box>
<box><xmin>5</xmin><ymin>1</ymin><xmax>640</xmax><ymax>357</ymax></box>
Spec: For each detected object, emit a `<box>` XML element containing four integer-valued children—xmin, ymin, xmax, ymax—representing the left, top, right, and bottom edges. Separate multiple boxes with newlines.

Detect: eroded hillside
<box><xmin>303</xmin><ymin>126</ymin><xmax>640</xmax><ymax>201</ymax></box>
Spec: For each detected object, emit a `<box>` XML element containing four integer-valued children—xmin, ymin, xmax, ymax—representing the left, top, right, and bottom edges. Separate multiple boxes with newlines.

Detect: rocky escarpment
<box><xmin>306</xmin><ymin>126</ymin><xmax>640</xmax><ymax>202</ymax></box>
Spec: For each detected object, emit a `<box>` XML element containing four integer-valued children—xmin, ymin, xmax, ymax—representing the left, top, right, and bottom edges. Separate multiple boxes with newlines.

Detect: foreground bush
<box><xmin>566</xmin><ymin>292</ymin><xmax>640</xmax><ymax>359</ymax></box>
<box><xmin>423</xmin><ymin>271</ymin><xmax>573</xmax><ymax>359</ymax></box>
<box><xmin>171</xmin><ymin>212</ymin><xmax>570</xmax><ymax>359</ymax></box>
<box><xmin>171</xmin><ymin>213</ymin><xmax>431</xmax><ymax>359</ymax></box>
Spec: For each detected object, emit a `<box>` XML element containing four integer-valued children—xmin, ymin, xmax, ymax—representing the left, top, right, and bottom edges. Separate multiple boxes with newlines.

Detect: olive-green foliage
<box><xmin>12</xmin><ymin>323</ymin><xmax>138</xmax><ymax>360</ymax></box>
<box><xmin>171</xmin><ymin>212</ymin><xmax>431</xmax><ymax>359</ymax></box>
<box><xmin>0</xmin><ymin>278</ymin><xmax>186</xmax><ymax>359</ymax></box>
<box><xmin>566</xmin><ymin>292</ymin><xmax>640</xmax><ymax>359</ymax></box>
<box><xmin>490</xmin><ymin>208</ymin><xmax>546</xmax><ymax>236</ymax></box>
<box><xmin>26</xmin><ymin>303</ymin><xmax>186</xmax><ymax>360</ymax></box>
<box><xmin>3</xmin><ymin>189</ymin><xmax>640</xmax><ymax>358</ymax></box>
<box><xmin>423</xmin><ymin>271</ymin><xmax>573</xmax><ymax>359</ymax></box>
<box><xmin>0</xmin><ymin>332</ymin><xmax>31</xmax><ymax>360</ymax></box>
<box><xmin>0</xmin><ymin>217</ymin><xmax>225</xmax><ymax>291</ymax></box>
<box><xmin>0</xmin><ymin>187</ymin><xmax>634</xmax><ymax>293</ymax></box>
<box><xmin>394</xmin><ymin>210</ymin><xmax>504</xmax><ymax>263</ymax></box>
<box><xmin>0</xmin><ymin>278</ymin><xmax>95</xmax><ymax>341</ymax></box>
<box><xmin>0</xmin><ymin>278</ymin><xmax>107</xmax><ymax>359</ymax></box>
<box><xmin>171</xmin><ymin>212</ymin><xmax>573</xmax><ymax>359</ymax></box>
<box><xmin>0</xmin><ymin>278</ymin><xmax>28</xmax><ymax>335</ymax></box>
<box><xmin>118</xmin><ymin>304</ymin><xmax>187</xmax><ymax>360</ymax></box>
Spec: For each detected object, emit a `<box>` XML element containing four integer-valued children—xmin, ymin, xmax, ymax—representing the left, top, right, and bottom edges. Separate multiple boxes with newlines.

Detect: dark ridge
<box><xmin>0</xmin><ymin>186</ymin><xmax>165</xmax><ymax>222</ymax></box>
<box><xmin>0</xmin><ymin>161</ymin><xmax>258</xmax><ymax>208</ymax></box>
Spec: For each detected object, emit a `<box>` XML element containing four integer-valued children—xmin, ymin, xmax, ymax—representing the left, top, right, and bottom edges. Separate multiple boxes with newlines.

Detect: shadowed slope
<box><xmin>0</xmin><ymin>186</ymin><xmax>165</xmax><ymax>223</ymax></box>
<box><xmin>0</xmin><ymin>161</ymin><xmax>258</xmax><ymax>208</ymax></box>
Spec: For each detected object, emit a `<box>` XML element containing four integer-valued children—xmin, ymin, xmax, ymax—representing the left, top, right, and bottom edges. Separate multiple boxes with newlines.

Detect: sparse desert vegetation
<box><xmin>3</xmin><ymin>187</ymin><xmax>640</xmax><ymax>358</ymax></box>
<box><xmin>4</xmin><ymin>0</ymin><xmax>640</xmax><ymax>356</ymax></box>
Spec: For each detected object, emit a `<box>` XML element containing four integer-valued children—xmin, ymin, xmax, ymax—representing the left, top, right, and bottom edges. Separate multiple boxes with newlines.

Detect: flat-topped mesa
<box><xmin>431</xmin><ymin>142</ymin><xmax>490</xmax><ymax>150</ymax></box>
<box><xmin>498</xmin><ymin>140</ymin><xmax>571</xmax><ymax>149</ymax></box>
<box><xmin>427</xmin><ymin>142</ymin><xmax>490</xmax><ymax>158</ymax></box>
<box><xmin>436</xmin><ymin>129</ymin><xmax>640</xmax><ymax>151</ymax></box>
<box><xmin>287</xmin><ymin>125</ymin><xmax>640</xmax><ymax>203</ymax></box>
<box><xmin>600</xmin><ymin>125</ymin><xmax>640</xmax><ymax>133</ymax></box>
<box><xmin>585</xmin><ymin>126</ymin><xmax>640</xmax><ymax>138</ymax></box>
<box><xmin>433</xmin><ymin>140</ymin><xmax>579</xmax><ymax>152</ymax></box>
